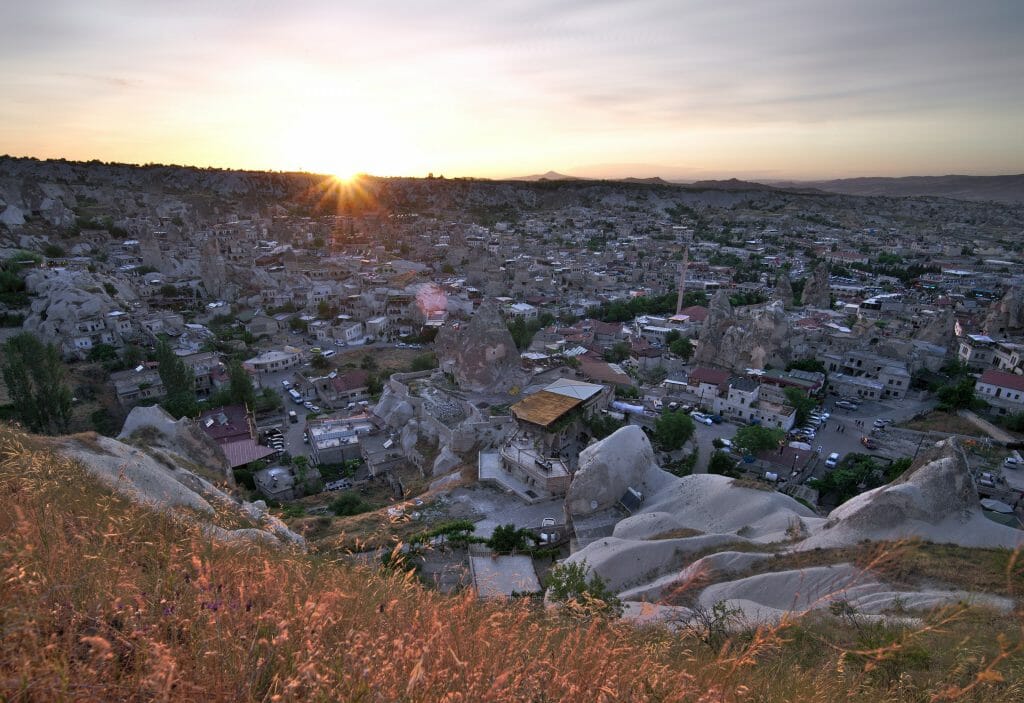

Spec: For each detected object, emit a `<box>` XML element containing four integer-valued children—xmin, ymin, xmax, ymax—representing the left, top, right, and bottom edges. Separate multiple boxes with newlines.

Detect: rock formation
<box><xmin>913</xmin><ymin>308</ymin><xmax>956</xmax><ymax>346</ymax></box>
<box><xmin>565</xmin><ymin>425</ymin><xmax>674</xmax><ymax>518</ymax></box>
<box><xmin>695</xmin><ymin>299</ymin><xmax>794</xmax><ymax>371</ymax></box>
<box><xmin>434</xmin><ymin>300</ymin><xmax>526</xmax><ymax>393</ymax></box>
<box><xmin>692</xmin><ymin>289</ymin><xmax>735</xmax><ymax>366</ymax></box>
<box><xmin>800</xmin><ymin>262</ymin><xmax>831</xmax><ymax>309</ymax></box>
<box><xmin>54</xmin><ymin>409</ymin><xmax>305</xmax><ymax>548</ymax></box>
<box><xmin>773</xmin><ymin>275</ymin><xmax>794</xmax><ymax>308</ymax></box>
<box><xmin>798</xmin><ymin>438</ymin><xmax>1023</xmax><ymax>550</ymax></box>
<box><xmin>982</xmin><ymin>287</ymin><xmax>1024</xmax><ymax>336</ymax></box>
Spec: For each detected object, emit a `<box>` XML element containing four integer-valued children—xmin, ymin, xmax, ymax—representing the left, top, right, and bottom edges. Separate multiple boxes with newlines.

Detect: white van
<box><xmin>322</xmin><ymin>349</ymin><xmax>336</xmax><ymax>358</ymax></box>
<box><xmin>825</xmin><ymin>452</ymin><xmax>841</xmax><ymax>468</ymax></box>
<box><xmin>288</xmin><ymin>389</ymin><xmax>302</xmax><ymax>403</ymax></box>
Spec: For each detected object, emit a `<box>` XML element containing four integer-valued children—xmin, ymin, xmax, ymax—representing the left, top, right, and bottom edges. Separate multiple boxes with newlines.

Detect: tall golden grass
<box><xmin>1</xmin><ymin>424</ymin><xmax>1022</xmax><ymax>702</ymax></box>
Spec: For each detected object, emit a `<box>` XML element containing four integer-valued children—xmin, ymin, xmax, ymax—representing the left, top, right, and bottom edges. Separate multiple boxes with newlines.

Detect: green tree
<box><xmin>604</xmin><ymin>341</ymin><xmax>630</xmax><ymax>363</ymax></box>
<box><xmin>653</xmin><ymin>410</ymin><xmax>695</xmax><ymax>451</ymax></box>
<box><xmin>936</xmin><ymin>377</ymin><xmax>977</xmax><ymax>411</ymax></box>
<box><xmin>87</xmin><ymin>343</ymin><xmax>119</xmax><ymax>363</ymax></box>
<box><xmin>669</xmin><ymin>337</ymin><xmax>693</xmax><ymax>360</ymax></box>
<box><xmin>1</xmin><ymin>333</ymin><xmax>73</xmax><ymax>434</ymax></box>
<box><xmin>360</xmin><ymin>354</ymin><xmax>378</xmax><ymax>371</ymax></box>
<box><xmin>311</xmin><ymin>354</ymin><xmax>331</xmax><ymax>371</ymax></box>
<box><xmin>733</xmin><ymin>425</ymin><xmax>785</xmax><ymax>455</ymax></box>
<box><xmin>707</xmin><ymin>450</ymin><xmax>741</xmax><ymax>478</ymax></box>
<box><xmin>585</xmin><ymin>413</ymin><xmax>625</xmax><ymax>440</ymax></box>
<box><xmin>486</xmin><ymin>524</ymin><xmax>535</xmax><ymax>554</ymax></box>
<box><xmin>784</xmin><ymin>387</ymin><xmax>817</xmax><ymax>426</ymax></box>
<box><xmin>785</xmin><ymin>358</ymin><xmax>826</xmax><ymax>375</ymax></box>
<box><xmin>330</xmin><ymin>493</ymin><xmax>373</xmax><ymax>517</ymax></box>
<box><xmin>155</xmin><ymin>339</ymin><xmax>198</xmax><ymax>419</ymax></box>
<box><xmin>226</xmin><ymin>359</ymin><xmax>257</xmax><ymax>408</ymax></box>
<box><xmin>545</xmin><ymin>560</ymin><xmax>622</xmax><ymax>617</ymax></box>
<box><xmin>410</xmin><ymin>352</ymin><xmax>438</xmax><ymax>372</ymax></box>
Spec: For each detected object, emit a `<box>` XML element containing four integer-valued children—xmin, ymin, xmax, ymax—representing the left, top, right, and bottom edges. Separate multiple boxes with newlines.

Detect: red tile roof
<box><xmin>979</xmin><ymin>369</ymin><xmax>1024</xmax><ymax>393</ymax></box>
<box><xmin>220</xmin><ymin>439</ymin><xmax>277</xmax><ymax>469</ymax></box>
<box><xmin>689</xmin><ymin>367</ymin><xmax>730</xmax><ymax>386</ymax></box>
<box><xmin>331</xmin><ymin>369</ymin><xmax>370</xmax><ymax>393</ymax></box>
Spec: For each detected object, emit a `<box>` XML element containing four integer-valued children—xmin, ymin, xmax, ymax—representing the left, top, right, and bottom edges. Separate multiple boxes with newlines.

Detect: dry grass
<box><xmin>2</xmin><ymin>423</ymin><xmax>1024</xmax><ymax>702</ymax></box>
<box><xmin>901</xmin><ymin>411</ymin><xmax>985</xmax><ymax>436</ymax></box>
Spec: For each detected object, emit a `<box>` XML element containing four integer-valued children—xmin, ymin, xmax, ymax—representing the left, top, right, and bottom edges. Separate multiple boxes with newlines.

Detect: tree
<box><xmin>1</xmin><ymin>332</ymin><xmax>73</xmax><ymax>434</ymax></box>
<box><xmin>410</xmin><ymin>352</ymin><xmax>438</xmax><ymax>372</ymax></box>
<box><xmin>330</xmin><ymin>493</ymin><xmax>373</xmax><ymax>517</ymax></box>
<box><xmin>604</xmin><ymin>341</ymin><xmax>630</xmax><ymax>363</ymax></box>
<box><xmin>585</xmin><ymin>413</ymin><xmax>625</xmax><ymax>440</ymax></box>
<box><xmin>226</xmin><ymin>360</ymin><xmax>257</xmax><ymax>409</ymax></box>
<box><xmin>486</xmin><ymin>524</ymin><xmax>535</xmax><ymax>554</ymax></box>
<box><xmin>669</xmin><ymin>337</ymin><xmax>693</xmax><ymax>360</ymax></box>
<box><xmin>155</xmin><ymin>339</ymin><xmax>198</xmax><ymax>419</ymax></box>
<box><xmin>360</xmin><ymin>354</ymin><xmax>378</xmax><ymax>371</ymax></box>
<box><xmin>87</xmin><ymin>343</ymin><xmax>119</xmax><ymax>363</ymax></box>
<box><xmin>936</xmin><ymin>377</ymin><xmax>977</xmax><ymax>411</ymax></box>
<box><xmin>311</xmin><ymin>353</ymin><xmax>331</xmax><ymax>371</ymax></box>
<box><xmin>733</xmin><ymin>425</ymin><xmax>785</xmax><ymax>455</ymax></box>
<box><xmin>653</xmin><ymin>410</ymin><xmax>695</xmax><ymax>451</ymax></box>
<box><xmin>708</xmin><ymin>450</ymin><xmax>741</xmax><ymax>477</ymax></box>
<box><xmin>784</xmin><ymin>387</ymin><xmax>817</xmax><ymax>426</ymax></box>
<box><xmin>545</xmin><ymin>560</ymin><xmax>622</xmax><ymax>617</ymax></box>
<box><xmin>785</xmin><ymin>358</ymin><xmax>826</xmax><ymax>375</ymax></box>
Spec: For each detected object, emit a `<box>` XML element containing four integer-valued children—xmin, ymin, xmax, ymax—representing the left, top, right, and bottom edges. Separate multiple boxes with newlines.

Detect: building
<box><xmin>510</xmin><ymin>378</ymin><xmax>610</xmax><ymax>455</ymax></box>
<box><xmin>823</xmin><ymin>350</ymin><xmax>910</xmax><ymax>400</ymax></box>
<box><xmin>958</xmin><ymin>335</ymin><xmax>998</xmax><ymax>371</ymax></box>
<box><xmin>307</xmin><ymin>416</ymin><xmax>373</xmax><ymax>465</ymax></box>
<box><xmin>975</xmin><ymin>369</ymin><xmax>1024</xmax><ymax>415</ymax></box>
<box><xmin>243</xmin><ymin>348</ymin><xmax>300</xmax><ymax>374</ymax></box>
<box><xmin>198</xmin><ymin>404</ymin><xmax>276</xmax><ymax>469</ymax></box>
<box><xmin>110</xmin><ymin>364</ymin><xmax>165</xmax><ymax>408</ymax></box>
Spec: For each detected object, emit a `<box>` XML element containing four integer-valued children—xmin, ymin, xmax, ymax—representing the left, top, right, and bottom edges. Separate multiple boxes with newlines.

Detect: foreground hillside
<box><xmin>2</xmin><ymin>424</ymin><xmax>1023</xmax><ymax>702</ymax></box>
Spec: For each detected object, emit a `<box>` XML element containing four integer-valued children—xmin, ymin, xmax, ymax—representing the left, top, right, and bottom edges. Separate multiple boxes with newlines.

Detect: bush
<box><xmin>545</xmin><ymin>560</ymin><xmax>622</xmax><ymax>617</ymax></box>
<box><xmin>330</xmin><ymin>493</ymin><xmax>374</xmax><ymax>517</ymax></box>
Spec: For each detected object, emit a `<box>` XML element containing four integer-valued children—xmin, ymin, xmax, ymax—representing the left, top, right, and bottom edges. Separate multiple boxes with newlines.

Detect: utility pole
<box><xmin>675</xmin><ymin>243</ymin><xmax>690</xmax><ymax>316</ymax></box>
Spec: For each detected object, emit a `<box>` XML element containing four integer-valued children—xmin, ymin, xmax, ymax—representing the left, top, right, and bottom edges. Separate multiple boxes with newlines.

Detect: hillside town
<box><xmin>2</xmin><ymin>157</ymin><xmax>1024</xmax><ymax>604</ymax></box>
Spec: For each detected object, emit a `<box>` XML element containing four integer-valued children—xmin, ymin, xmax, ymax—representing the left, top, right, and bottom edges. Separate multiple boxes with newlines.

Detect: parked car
<box><xmin>322</xmin><ymin>349</ymin><xmax>336</xmax><ymax>358</ymax></box>
<box><xmin>282</xmin><ymin>380</ymin><xmax>292</xmax><ymax>389</ymax></box>
<box><xmin>690</xmin><ymin>411</ymin><xmax>713</xmax><ymax>425</ymax></box>
<box><xmin>825</xmin><ymin>452</ymin><xmax>841</xmax><ymax>468</ymax></box>
<box><xmin>1005</xmin><ymin>456</ymin><xmax>1020</xmax><ymax>468</ymax></box>
<box><xmin>835</xmin><ymin>400</ymin><xmax>858</xmax><ymax>410</ymax></box>
<box><xmin>860</xmin><ymin>436</ymin><xmax>878</xmax><ymax>449</ymax></box>
<box><xmin>288</xmin><ymin>410</ymin><xmax>298</xmax><ymax>423</ymax></box>
<box><xmin>303</xmin><ymin>401</ymin><xmax>315</xmax><ymax>410</ymax></box>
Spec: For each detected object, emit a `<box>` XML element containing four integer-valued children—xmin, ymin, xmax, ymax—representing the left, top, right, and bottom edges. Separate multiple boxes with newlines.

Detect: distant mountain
<box><xmin>620</xmin><ymin>176</ymin><xmax>670</xmax><ymax>185</ymax></box>
<box><xmin>771</xmin><ymin>174</ymin><xmax>1024</xmax><ymax>204</ymax></box>
<box><xmin>686</xmin><ymin>177</ymin><xmax>777</xmax><ymax>192</ymax></box>
<box><xmin>509</xmin><ymin>170</ymin><xmax>587</xmax><ymax>181</ymax></box>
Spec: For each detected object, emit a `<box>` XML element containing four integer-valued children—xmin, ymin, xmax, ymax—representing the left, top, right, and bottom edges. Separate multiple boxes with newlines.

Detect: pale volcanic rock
<box><xmin>799</xmin><ymin>438</ymin><xmax>1024</xmax><ymax>550</ymax></box>
<box><xmin>800</xmin><ymin>261</ymin><xmax>831</xmax><ymax>309</ymax></box>
<box><xmin>565</xmin><ymin>425</ymin><xmax>675</xmax><ymax>518</ymax></box>
<box><xmin>435</xmin><ymin>300</ymin><xmax>526</xmax><ymax>393</ymax></box>
<box><xmin>693</xmin><ymin>289</ymin><xmax>735</xmax><ymax>366</ymax></box>
<box><xmin>773</xmin><ymin>275</ymin><xmax>794</xmax><ymax>308</ymax></box>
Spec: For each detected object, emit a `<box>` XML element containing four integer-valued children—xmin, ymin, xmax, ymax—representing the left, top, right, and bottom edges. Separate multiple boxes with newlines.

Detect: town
<box><xmin>2</xmin><ymin>156</ymin><xmax>1023</xmax><ymax>606</ymax></box>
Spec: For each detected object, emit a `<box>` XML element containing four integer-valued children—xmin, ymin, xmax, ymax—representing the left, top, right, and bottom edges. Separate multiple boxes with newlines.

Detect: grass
<box><xmin>2</xmin><ymin>423</ymin><xmax>1024</xmax><ymax>702</ymax></box>
<box><xmin>901</xmin><ymin>411</ymin><xmax>986</xmax><ymax>436</ymax></box>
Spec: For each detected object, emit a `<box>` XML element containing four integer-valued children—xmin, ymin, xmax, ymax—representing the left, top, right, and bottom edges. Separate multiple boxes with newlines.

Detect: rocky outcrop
<box><xmin>693</xmin><ymin>290</ymin><xmax>735</xmax><ymax>366</ymax></box>
<box><xmin>983</xmin><ymin>287</ymin><xmax>1024</xmax><ymax>336</ymax></box>
<box><xmin>58</xmin><ymin>432</ymin><xmax>304</xmax><ymax>548</ymax></box>
<box><xmin>435</xmin><ymin>300</ymin><xmax>526</xmax><ymax>393</ymax></box>
<box><xmin>773</xmin><ymin>275</ymin><xmax>794</xmax><ymax>308</ymax></box>
<box><xmin>913</xmin><ymin>309</ymin><xmax>956</xmax><ymax>346</ymax></box>
<box><xmin>118</xmin><ymin>405</ymin><xmax>232</xmax><ymax>483</ymax></box>
<box><xmin>696</xmin><ymin>299</ymin><xmax>794</xmax><ymax>372</ymax></box>
<box><xmin>565</xmin><ymin>425</ymin><xmax>675</xmax><ymax>518</ymax></box>
<box><xmin>799</xmin><ymin>438</ymin><xmax>1023</xmax><ymax>550</ymax></box>
<box><xmin>800</xmin><ymin>262</ymin><xmax>831</xmax><ymax>309</ymax></box>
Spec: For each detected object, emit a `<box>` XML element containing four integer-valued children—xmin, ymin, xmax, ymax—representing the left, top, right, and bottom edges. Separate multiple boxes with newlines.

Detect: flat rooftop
<box><xmin>469</xmin><ymin>555</ymin><xmax>541</xmax><ymax>599</ymax></box>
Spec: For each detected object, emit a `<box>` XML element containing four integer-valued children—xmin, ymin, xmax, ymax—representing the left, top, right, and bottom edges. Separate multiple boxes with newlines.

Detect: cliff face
<box><xmin>695</xmin><ymin>299</ymin><xmax>794</xmax><ymax>371</ymax></box>
<box><xmin>800</xmin><ymin>262</ymin><xmax>831</xmax><ymax>309</ymax></box>
<box><xmin>434</xmin><ymin>300</ymin><xmax>526</xmax><ymax>393</ymax></box>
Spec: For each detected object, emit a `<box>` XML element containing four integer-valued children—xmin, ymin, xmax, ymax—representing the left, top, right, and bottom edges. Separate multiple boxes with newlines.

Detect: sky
<box><xmin>1</xmin><ymin>0</ymin><xmax>1022</xmax><ymax>181</ymax></box>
